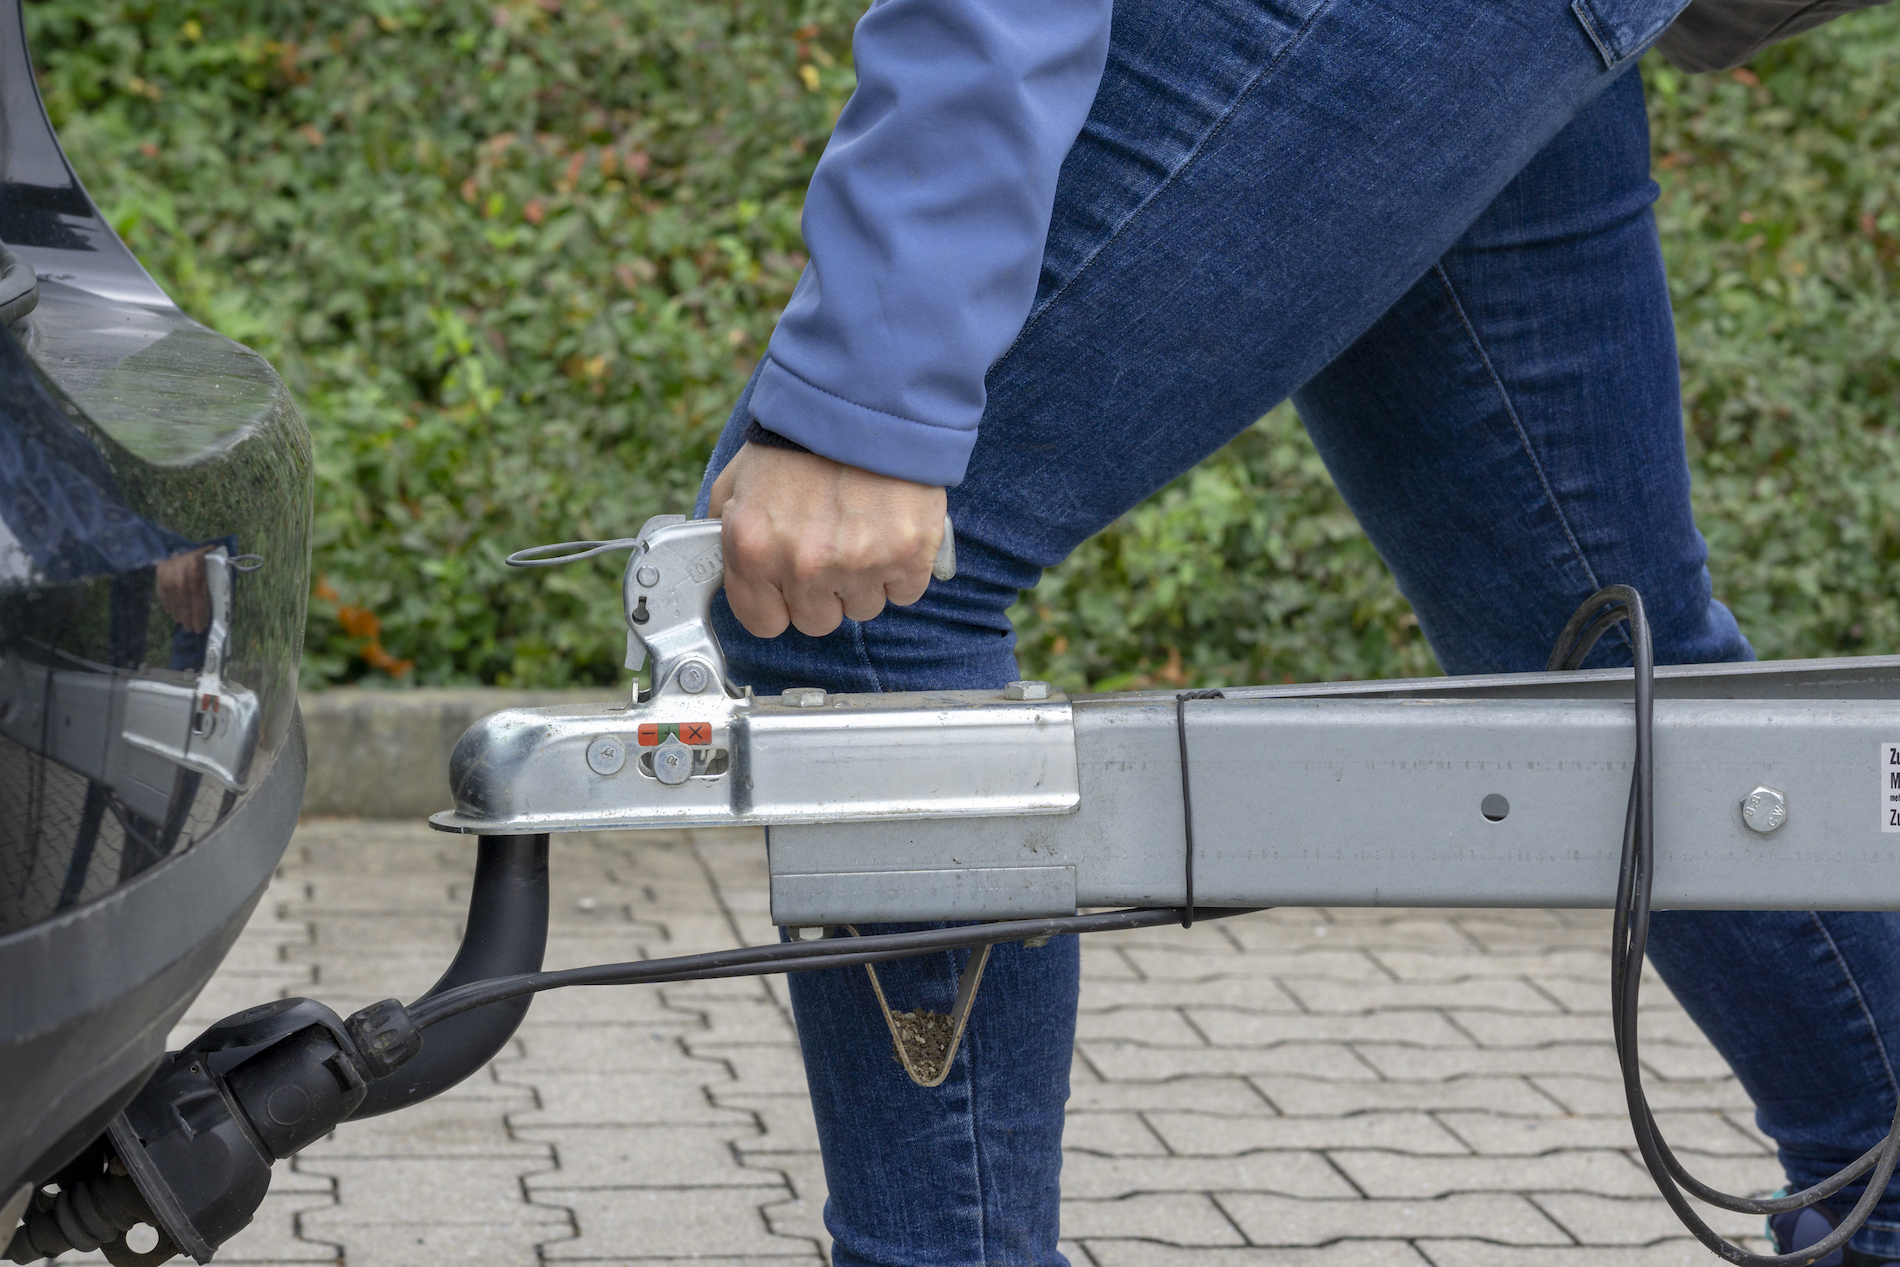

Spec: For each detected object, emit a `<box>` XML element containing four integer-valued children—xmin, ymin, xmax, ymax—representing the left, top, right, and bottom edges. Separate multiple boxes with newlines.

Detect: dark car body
<box><xmin>0</xmin><ymin>0</ymin><xmax>310</xmax><ymax>1211</ymax></box>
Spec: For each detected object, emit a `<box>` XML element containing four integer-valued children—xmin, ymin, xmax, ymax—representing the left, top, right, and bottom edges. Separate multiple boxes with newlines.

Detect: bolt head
<box><xmin>782</xmin><ymin>686</ymin><xmax>826</xmax><ymax>708</ymax></box>
<box><xmin>635</xmin><ymin>565</ymin><xmax>660</xmax><ymax>588</ymax></box>
<box><xmin>1003</xmin><ymin>680</ymin><xmax>1051</xmax><ymax>702</ymax></box>
<box><xmin>586</xmin><ymin>735</ymin><xmax>627</xmax><ymax>776</ymax></box>
<box><xmin>677</xmin><ymin>663</ymin><xmax>709</xmax><ymax>694</ymax></box>
<box><xmin>1742</xmin><ymin>785</ymin><xmax>1788</xmax><ymax>834</ymax></box>
<box><xmin>652</xmin><ymin>738</ymin><xmax>693</xmax><ymax>786</ymax></box>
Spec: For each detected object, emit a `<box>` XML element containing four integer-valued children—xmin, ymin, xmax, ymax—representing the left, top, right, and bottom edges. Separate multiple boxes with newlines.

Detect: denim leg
<box><xmin>1289</xmin><ymin>69</ymin><xmax>1749</xmax><ymax>675</ymax></box>
<box><xmin>696</xmin><ymin>1</ymin><xmax>1701</xmax><ymax>1261</ymax></box>
<box><xmin>783</xmin><ymin>929</ymin><xmax>1080</xmax><ymax>1267</ymax></box>
<box><xmin>1647</xmin><ymin>912</ymin><xmax>1900</xmax><ymax>1255</ymax></box>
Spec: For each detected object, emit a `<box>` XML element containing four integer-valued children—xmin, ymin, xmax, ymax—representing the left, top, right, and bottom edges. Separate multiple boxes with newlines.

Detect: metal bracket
<box><xmin>842</xmin><ymin>925</ymin><xmax>991</xmax><ymax>1089</ymax></box>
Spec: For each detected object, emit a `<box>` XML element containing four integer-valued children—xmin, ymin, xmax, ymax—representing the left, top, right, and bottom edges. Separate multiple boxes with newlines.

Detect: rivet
<box><xmin>586</xmin><ymin>735</ymin><xmax>627</xmax><ymax>776</ymax></box>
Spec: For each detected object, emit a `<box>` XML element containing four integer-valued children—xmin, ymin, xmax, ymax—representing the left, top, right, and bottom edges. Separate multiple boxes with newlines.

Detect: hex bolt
<box><xmin>585</xmin><ymin>735</ymin><xmax>627</xmax><ymax>776</ymax></box>
<box><xmin>635</xmin><ymin>565</ymin><xmax>660</xmax><ymax>588</ymax></box>
<box><xmin>782</xmin><ymin>686</ymin><xmax>826</xmax><ymax>708</ymax></box>
<box><xmin>1003</xmin><ymin>680</ymin><xmax>1051</xmax><ymax>701</ymax></box>
<box><xmin>652</xmin><ymin>738</ymin><xmax>693</xmax><ymax>786</ymax></box>
<box><xmin>677</xmin><ymin>663</ymin><xmax>710</xmax><ymax>694</ymax></box>
<box><xmin>1742</xmin><ymin>785</ymin><xmax>1788</xmax><ymax>834</ymax></box>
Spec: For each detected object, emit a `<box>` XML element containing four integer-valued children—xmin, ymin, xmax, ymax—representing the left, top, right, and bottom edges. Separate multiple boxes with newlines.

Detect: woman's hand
<box><xmin>709</xmin><ymin>443</ymin><xmax>946</xmax><ymax>639</ymax></box>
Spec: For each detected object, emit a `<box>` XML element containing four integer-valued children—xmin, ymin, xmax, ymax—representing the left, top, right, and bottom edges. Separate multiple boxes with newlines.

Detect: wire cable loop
<box><xmin>1551</xmin><ymin>585</ymin><xmax>1900</xmax><ymax>1265</ymax></box>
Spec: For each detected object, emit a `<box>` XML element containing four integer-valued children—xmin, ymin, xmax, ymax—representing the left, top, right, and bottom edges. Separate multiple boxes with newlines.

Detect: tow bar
<box><xmin>18</xmin><ymin>514</ymin><xmax>1900</xmax><ymax>1267</ymax></box>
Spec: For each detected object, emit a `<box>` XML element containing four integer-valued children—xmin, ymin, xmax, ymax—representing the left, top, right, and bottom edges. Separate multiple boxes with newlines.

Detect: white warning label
<box><xmin>1885</xmin><ymin>744</ymin><xmax>1900</xmax><ymax>833</ymax></box>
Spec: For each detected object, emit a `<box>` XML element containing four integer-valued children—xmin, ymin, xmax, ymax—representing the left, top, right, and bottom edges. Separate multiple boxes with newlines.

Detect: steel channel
<box><xmin>768</xmin><ymin>657</ymin><xmax>1900</xmax><ymax>921</ymax></box>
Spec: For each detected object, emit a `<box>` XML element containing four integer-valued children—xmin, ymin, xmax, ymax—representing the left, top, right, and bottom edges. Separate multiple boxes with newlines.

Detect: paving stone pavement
<box><xmin>110</xmin><ymin>820</ymin><xmax>1788</xmax><ymax>1265</ymax></box>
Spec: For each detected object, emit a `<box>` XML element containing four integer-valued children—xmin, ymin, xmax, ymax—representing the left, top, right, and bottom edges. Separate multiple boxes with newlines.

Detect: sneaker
<box><xmin>1768</xmin><ymin>1198</ymin><xmax>1900</xmax><ymax>1267</ymax></box>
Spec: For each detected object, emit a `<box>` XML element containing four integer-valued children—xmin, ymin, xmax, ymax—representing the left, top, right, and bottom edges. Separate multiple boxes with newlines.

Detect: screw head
<box><xmin>1742</xmin><ymin>785</ymin><xmax>1788</xmax><ymax>834</ymax></box>
<box><xmin>1003</xmin><ymin>680</ymin><xmax>1051</xmax><ymax>701</ymax></box>
<box><xmin>635</xmin><ymin>565</ymin><xmax>660</xmax><ymax>588</ymax></box>
<box><xmin>677</xmin><ymin>662</ymin><xmax>710</xmax><ymax>694</ymax></box>
<box><xmin>781</xmin><ymin>686</ymin><xmax>826</xmax><ymax>708</ymax></box>
<box><xmin>586</xmin><ymin>735</ymin><xmax>627</xmax><ymax>776</ymax></box>
<box><xmin>652</xmin><ymin>738</ymin><xmax>693</xmax><ymax>786</ymax></box>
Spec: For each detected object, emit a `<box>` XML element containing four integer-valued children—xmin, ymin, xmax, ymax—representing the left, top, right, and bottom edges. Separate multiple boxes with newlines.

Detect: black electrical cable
<box><xmin>1549</xmin><ymin>587</ymin><xmax>1900</xmax><ymax>1266</ymax></box>
<box><xmin>1175</xmin><ymin>689</ymin><xmax>1226</xmax><ymax>929</ymax></box>
<box><xmin>406</xmin><ymin>904</ymin><xmax>1262</xmax><ymax>1032</ymax></box>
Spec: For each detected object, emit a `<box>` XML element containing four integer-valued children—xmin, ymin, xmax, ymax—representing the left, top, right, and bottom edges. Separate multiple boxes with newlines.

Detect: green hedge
<box><xmin>28</xmin><ymin>2</ymin><xmax>1900</xmax><ymax>690</ymax></box>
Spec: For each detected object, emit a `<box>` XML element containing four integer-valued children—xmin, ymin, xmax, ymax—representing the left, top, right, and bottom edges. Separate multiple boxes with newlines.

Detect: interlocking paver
<box><xmin>1188</xmin><ymin>1008</ymin><xmax>1476</xmax><ymax>1047</ymax></box>
<box><xmin>1533</xmin><ymin>1075</ymin><xmax>1753</xmax><ymax>1115</ymax></box>
<box><xmin>1353</xmin><ymin>1042</ymin><xmax>1625</xmax><ymax>1080</ymax></box>
<box><xmin>295</xmin><ymin>1158</ymin><xmax>564</xmax><ymax>1225</ymax></box>
<box><xmin>1074</xmin><ymin>1007</ymin><xmax>1210</xmax><ymax>1045</ymax></box>
<box><xmin>1447</xmin><ymin>1009</ymin><xmax>1708</xmax><ymax>1047</ymax></box>
<box><xmin>1079</xmin><ymin>1040</ymin><xmax>1383</xmax><ymax>1080</ymax></box>
<box><xmin>307</xmin><ymin>1092</ymin><xmax>545</xmax><ymax>1159</ymax></box>
<box><xmin>1372</xmin><ymin>950</ymin><xmax>1611</xmax><ymax>981</ymax></box>
<box><xmin>1084</xmin><ymin>1243</ymin><xmax>1433</xmax><ymax>1266</ymax></box>
<box><xmin>1124</xmin><ymin>948</ymin><xmax>1393</xmax><ymax>980</ymax></box>
<box><xmin>311</xmin><ymin>1222</ymin><xmax>551</xmax><ymax>1266</ymax></box>
<box><xmin>1434</xmin><ymin>1110</ymin><xmax>1766</xmax><ymax>1157</ymax></box>
<box><xmin>1067</xmin><ymin>1076</ymin><xmax>1274</xmax><ymax>1114</ymax></box>
<box><xmin>1279</xmin><ymin>978</ymin><xmax>1564</xmax><ymax>1014</ymax></box>
<box><xmin>1217</xmin><ymin>1191</ymin><xmax>1571</xmax><ymax>1245</ymax></box>
<box><xmin>536</xmin><ymin>1187</ymin><xmax>814</xmax><ymax>1259</ymax></box>
<box><xmin>1416</xmin><ymin>1240</ymin><xmax>1772</xmax><ymax>1266</ymax></box>
<box><xmin>517</xmin><ymin>1125</ymin><xmax>767</xmax><ymax>1187</ymax></box>
<box><xmin>1059</xmin><ymin>1192</ymin><xmax>1248</xmax><ymax>1244</ymax></box>
<box><xmin>169</xmin><ymin>817</ymin><xmax>1795</xmax><ymax>1264</ymax></box>
<box><xmin>1058</xmin><ymin>1152</ymin><xmax>1359</xmax><ymax>1200</ymax></box>
<box><xmin>1063</xmin><ymin>1111</ymin><xmax>1171</xmax><ymax>1156</ymax></box>
<box><xmin>1248</xmin><ymin>1075</ymin><xmax>1561</xmax><ymax>1117</ymax></box>
<box><xmin>1329</xmin><ymin>1150</ymin><xmax>1663</xmax><ymax>1199</ymax></box>
<box><xmin>1147</xmin><ymin>1110</ymin><xmax>1472</xmax><ymax>1156</ymax></box>
<box><xmin>1531</xmin><ymin>1193</ymin><xmax>1764</xmax><ymax>1245</ymax></box>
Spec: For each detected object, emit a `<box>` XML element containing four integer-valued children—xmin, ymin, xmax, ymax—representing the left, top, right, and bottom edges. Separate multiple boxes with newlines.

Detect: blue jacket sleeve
<box><xmin>748</xmin><ymin>0</ymin><xmax>1112</xmax><ymax>488</ymax></box>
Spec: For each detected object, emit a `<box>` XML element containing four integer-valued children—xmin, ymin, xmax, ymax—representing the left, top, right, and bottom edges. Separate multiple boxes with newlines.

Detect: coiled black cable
<box><xmin>405</xmin><ymin>904</ymin><xmax>1260</xmax><ymax>1032</ymax></box>
<box><xmin>1549</xmin><ymin>586</ymin><xmax>1900</xmax><ymax>1266</ymax></box>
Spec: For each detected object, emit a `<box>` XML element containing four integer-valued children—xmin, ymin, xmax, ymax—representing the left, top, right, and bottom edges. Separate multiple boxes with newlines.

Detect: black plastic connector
<box><xmin>100</xmin><ymin>997</ymin><xmax>396</xmax><ymax>1263</ymax></box>
<box><xmin>10</xmin><ymin>834</ymin><xmax>549</xmax><ymax>1265</ymax></box>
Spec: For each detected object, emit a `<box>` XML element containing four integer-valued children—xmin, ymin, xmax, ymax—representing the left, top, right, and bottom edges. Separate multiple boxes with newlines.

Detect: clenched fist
<box><xmin>709</xmin><ymin>442</ymin><xmax>947</xmax><ymax>639</ymax></box>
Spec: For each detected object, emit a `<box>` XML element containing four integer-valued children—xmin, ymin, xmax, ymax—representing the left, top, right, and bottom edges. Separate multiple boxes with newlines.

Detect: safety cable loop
<box><xmin>1175</xmin><ymin>689</ymin><xmax>1225</xmax><ymax>929</ymax></box>
<box><xmin>1550</xmin><ymin>586</ymin><xmax>1900</xmax><ymax>1265</ymax></box>
<box><xmin>504</xmin><ymin>538</ymin><xmax>644</xmax><ymax>568</ymax></box>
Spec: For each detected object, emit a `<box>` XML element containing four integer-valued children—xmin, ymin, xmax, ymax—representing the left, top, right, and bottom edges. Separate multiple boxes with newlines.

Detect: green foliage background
<box><xmin>26</xmin><ymin>1</ymin><xmax>1900</xmax><ymax>691</ymax></box>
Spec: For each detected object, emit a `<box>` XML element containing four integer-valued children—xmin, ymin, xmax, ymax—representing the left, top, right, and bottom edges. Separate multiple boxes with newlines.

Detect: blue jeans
<box><xmin>698</xmin><ymin>0</ymin><xmax>1900</xmax><ymax>1260</ymax></box>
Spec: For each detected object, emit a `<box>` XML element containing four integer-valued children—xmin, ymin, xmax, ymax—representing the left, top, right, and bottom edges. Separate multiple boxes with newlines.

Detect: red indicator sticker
<box><xmin>637</xmin><ymin>721</ymin><xmax>714</xmax><ymax>746</ymax></box>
